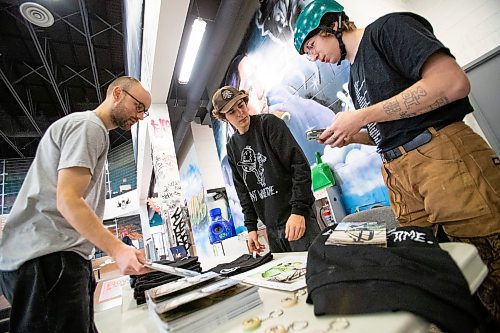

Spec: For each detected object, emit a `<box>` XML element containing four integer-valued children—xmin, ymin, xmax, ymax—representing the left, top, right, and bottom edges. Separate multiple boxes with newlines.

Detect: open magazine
<box><xmin>232</xmin><ymin>255</ymin><xmax>307</xmax><ymax>291</ymax></box>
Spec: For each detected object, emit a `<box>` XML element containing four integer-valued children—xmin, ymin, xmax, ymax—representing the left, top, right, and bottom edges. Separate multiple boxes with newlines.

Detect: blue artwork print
<box><xmin>179</xmin><ymin>154</ymin><xmax>212</xmax><ymax>259</ymax></box>
<box><xmin>212</xmin><ymin>0</ymin><xmax>389</xmax><ymax>222</ymax></box>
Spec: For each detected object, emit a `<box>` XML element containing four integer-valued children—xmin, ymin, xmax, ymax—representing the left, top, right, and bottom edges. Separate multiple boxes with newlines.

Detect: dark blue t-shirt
<box><xmin>348</xmin><ymin>12</ymin><xmax>473</xmax><ymax>152</ymax></box>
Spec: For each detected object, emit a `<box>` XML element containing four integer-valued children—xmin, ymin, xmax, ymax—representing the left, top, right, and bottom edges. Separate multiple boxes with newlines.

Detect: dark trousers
<box><xmin>0</xmin><ymin>251</ymin><xmax>98</xmax><ymax>333</ymax></box>
<box><xmin>267</xmin><ymin>212</ymin><xmax>321</xmax><ymax>253</ymax></box>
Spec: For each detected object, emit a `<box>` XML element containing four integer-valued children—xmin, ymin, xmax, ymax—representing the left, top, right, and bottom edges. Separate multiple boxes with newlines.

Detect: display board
<box><xmin>463</xmin><ymin>46</ymin><xmax>500</xmax><ymax>154</ymax></box>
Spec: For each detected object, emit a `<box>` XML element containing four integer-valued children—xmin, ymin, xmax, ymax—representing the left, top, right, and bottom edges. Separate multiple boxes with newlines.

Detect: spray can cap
<box><xmin>209</xmin><ymin>207</ymin><xmax>222</xmax><ymax>218</ymax></box>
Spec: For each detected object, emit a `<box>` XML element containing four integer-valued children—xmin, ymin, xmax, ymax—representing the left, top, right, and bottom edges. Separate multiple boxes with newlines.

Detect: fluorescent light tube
<box><xmin>178</xmin><ymin>18</ymin><xmax>206</xmax><ymax>84</ymax></box>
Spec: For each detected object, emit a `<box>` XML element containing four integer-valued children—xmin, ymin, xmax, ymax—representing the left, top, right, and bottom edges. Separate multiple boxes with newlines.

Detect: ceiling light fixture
<box><xmin>178</xmin><ymin>18</ymin><xmax>206</xmax><ymax>84</ymax></box>
<box><xmin>19</xmin><ymin>2</ymin><xmax>54</xmax><ymax>28</ymax></box>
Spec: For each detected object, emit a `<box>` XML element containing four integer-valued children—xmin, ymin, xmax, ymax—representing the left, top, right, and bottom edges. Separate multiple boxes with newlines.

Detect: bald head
<box><xmin>106</xmin><ymin>76</ymin><xmax>142</xmax><ymax>96</ymax></box>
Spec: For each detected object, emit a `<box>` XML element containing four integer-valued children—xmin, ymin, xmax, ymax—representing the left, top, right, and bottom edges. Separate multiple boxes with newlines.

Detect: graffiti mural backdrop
<box><xmin>212</xmin><ymin>0</ymin><xmax>389</xmax><ymax>225</ymax></box>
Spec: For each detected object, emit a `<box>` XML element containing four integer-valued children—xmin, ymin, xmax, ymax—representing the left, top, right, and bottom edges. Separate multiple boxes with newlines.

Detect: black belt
<box><xmin>381</xmin><ymin>126</ymin><xmax>442</xmax><ymax>163</ymax></box>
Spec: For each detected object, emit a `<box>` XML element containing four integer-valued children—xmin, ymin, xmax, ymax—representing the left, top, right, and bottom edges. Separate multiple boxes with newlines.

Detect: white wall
<box><xmin>342</xmin><ymin>0</ymin><xmax>500</xmax><ymax>66</ymax></box>
<box><xmin>343</xmin><ymin>0</ymin><xmax>409</xmax><ymax>26</ymax></box>
<box><xmin>406</xmin><ymin>0</ymin><xmax>500</xmax><ymax>66</ymax></box>
<box><xmin>190</xmin><ymin>123</ymin><xmax>226</xmax><ymax>191</ymax></box>
<box><xmin>177</xmin><ymin>123</ymin><xmax>226</xmax><ymax>192</ymax></box>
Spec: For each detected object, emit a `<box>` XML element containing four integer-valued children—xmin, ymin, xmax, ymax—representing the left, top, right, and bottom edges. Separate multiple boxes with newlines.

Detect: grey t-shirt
<box><xmin>0</xmin><ymin>111</ymin><xmax>109</xmax><ymax>270</ymax></box>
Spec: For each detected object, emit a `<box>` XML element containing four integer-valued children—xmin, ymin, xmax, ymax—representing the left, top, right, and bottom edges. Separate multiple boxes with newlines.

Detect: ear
<box><xmin>112</xmin><ymin>86</ymin><xmax>122</xmax><ymax>102</ymax></box>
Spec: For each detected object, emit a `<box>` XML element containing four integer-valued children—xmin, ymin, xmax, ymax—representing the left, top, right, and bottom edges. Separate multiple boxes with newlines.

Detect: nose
<box><xmin>306</xmin><ymin>52</ymin><xmax>318</xmax><ymax>62</ymax></box>
<box><xmin>235</xmin><ymin>108</ymin><xmax>245</xmax><ymax>117</ymax></box>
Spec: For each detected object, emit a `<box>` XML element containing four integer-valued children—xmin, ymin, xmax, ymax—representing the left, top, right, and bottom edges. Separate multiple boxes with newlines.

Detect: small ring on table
<box><xmin>269</xmin><ymin>309</ymin><xmax>284</xmax><ymax>318</ymax></box>
<box><xmin>281</xmin><ymin>294</ymin><xmax>298</xmax><ymax>308</ymax></box>
<box><xmin>290</xmin><ymin>320</ymin><xmax>309</xmax><ymax>330</ymax></box>
<box><xmin>264</xmin><ymin>325</ymin><xmax>287</xmax><ymax>333</ymax></box>
<box><xmin>242</xmin><ymin>317</ymin><xmax>261</xmax><ymax>331</ymax></box>
<box><xmin>329</xmin><ymin>318</ymin><xmax>350</xmax><ymax>331</ymax></box>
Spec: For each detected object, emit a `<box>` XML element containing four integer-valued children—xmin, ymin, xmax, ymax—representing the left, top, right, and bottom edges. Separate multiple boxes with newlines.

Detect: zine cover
<box><xmin>154</xmin><ymin>278</ymin><xmax>240</xmax><ymax>315</ymax></box>
<box><xmin>147</xmin><ymin>271</ymin><xmax>220</xmax><ymax>303</ymax></box>
<box><xmin>234</xmin><ymin>255</ymin><xmax>307</xmax><ymax>291</ymax></box>
<box><xmin>325</xmin><ymin>221</ymin><xmax>387</xmax><ymax>247</ymax></box>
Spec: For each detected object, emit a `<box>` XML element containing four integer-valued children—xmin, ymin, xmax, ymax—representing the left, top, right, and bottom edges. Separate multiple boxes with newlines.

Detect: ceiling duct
<box><xmin>173</xmin><ymin>0</ymin><xmax>244</xmax><ymax>151</ymax></box>
<box><xmin>19</xmin><ymin>2</ymin><xmax>54</xmax><ymax>28</ymax></box>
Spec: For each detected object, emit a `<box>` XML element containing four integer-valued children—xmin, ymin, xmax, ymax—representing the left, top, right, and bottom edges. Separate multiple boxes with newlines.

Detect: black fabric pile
<box><xmin>306</xmin><ymin>225</ymin><xmax>479</xmax><ymax>333</ymax></box>
<box><xmin>131</xmin><ymin>256</ymin><xmax>201</xmax><ymax>305</ymax></box>
<box><xmin>208</xmin><ymin>252</ymin><xmax>273</xmax><ymax>276</ymax></box>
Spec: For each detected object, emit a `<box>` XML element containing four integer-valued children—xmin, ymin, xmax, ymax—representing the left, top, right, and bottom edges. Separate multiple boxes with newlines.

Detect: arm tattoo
<box><xmin>383</xmin><ymin>86</ymin><xmax>448</xmax><ymax>120</ymax></box>
<box><xmin>400</xmin><ymin>111</ymin><xmax>418</xmax><ymax>119</ymax></box>
<box><xmin>382</xmin><ymin>99</ymin><xmax>401</xmax><ymax>115</ymax></box>
<box><xmin>427</xmin><ymin>96</ymin><xmax>450</xmax><ymax>112</ymax></box>
<box><xmin>402</xmin><ymin>86</ymin><xmax>427</xmax><ymax>109</ymax></box>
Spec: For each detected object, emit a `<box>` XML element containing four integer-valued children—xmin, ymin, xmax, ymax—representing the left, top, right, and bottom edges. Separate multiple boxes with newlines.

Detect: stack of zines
<box><xmin>131</xmin><ymin>257</ymin><xmax>202</xmax><ymax>305</ymax></box>
<box><xmin>325</xmin><ymin>221</ymin><xmax>387</xmax><ymax>247</ymax></box>
<box><xmin>145</xmin><ymin>272</ymin><xmax>261</xmax><ymax>333</ymax></box>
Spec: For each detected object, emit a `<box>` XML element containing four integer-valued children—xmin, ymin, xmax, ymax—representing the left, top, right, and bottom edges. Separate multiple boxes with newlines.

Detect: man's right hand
<box><xmin>247</xmin><ymin>231</ymin><xmax>265</xmax><ymax>253</ymax></box>
<box><xmin>113</xmin><ymin>244</ymin><xmax>151</xmax><ymax>275</ymax></box>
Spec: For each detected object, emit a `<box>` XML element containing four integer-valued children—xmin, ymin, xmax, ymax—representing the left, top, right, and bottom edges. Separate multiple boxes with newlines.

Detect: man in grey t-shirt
<box><xmin>0</xmin><ymin>76</ymin><xmax>152</xmax><ymax>332</ymax></box>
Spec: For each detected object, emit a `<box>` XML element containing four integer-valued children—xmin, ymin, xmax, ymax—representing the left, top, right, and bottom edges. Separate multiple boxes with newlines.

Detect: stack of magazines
<box><xmin>325</xmin><ymin>221</ymin><xmax>387</xmax><ymax>247</ymax></box>
<box><xmin>145</xmin><ymin>272</ymin><xmax>261</xmax><ymax>333</ymax></box>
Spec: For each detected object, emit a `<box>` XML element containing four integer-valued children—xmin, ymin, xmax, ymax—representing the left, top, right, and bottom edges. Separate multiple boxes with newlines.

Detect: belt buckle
<box><xmin>381</xmin><ymin>153</ymin><xmax>389</xmax><ymax>163</ymax></box>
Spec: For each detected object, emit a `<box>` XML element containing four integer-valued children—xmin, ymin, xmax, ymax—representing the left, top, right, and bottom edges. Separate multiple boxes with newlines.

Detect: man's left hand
<box><xmin>285</xmin><ymin>214</ymin><xmax>306</xmax><ymax>241</ymax></box>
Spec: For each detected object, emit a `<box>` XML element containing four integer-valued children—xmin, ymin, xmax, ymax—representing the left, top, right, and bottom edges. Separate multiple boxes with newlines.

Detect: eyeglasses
<box><xmin>304</xmin><ymin>39</ymin><xmax>316</xmax><ymax>61</ymax></box>
<box><xmin>122</xmin><ymin>89</ymin><xmax>149</xmax><ymax>117</ymax></box>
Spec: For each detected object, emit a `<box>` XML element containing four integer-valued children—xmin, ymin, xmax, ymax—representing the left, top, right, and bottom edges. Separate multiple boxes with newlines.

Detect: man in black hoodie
<box><xmin>212</xmin><ymin>86</ymin><xmax>320</xmax><ymax>254</ymax></box>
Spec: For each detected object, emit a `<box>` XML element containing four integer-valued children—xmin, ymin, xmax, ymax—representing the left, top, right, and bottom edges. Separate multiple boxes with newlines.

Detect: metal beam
<box><xmin>58</xmin><ymin>67</ymin><xmax>89</xmax><ymax>86</ymax></box>
<box><xmin>0</xmin><ymin>68</ymin><xmax>43</xmax><ymax>136</ymax></box>
<box><xmin>13</xmin><ymin>64</ymin><xmax>48</xmax><ymax>85</ymax></box>
<box><xmin>21</xmin><ymin>62</ymin><xmax>52</xmax><ymax>85</ymax></box>
<box><xmin>93</xmin><ymin>15</ymin><xmax>123</xmax><ymax>37</ymax></box>
<box><xmin>64</xmin><ymin>65</ymin><xmax>95</xmax><ymax>87</ymax></box>
<box><xmin>78</xmin><ymin>0</ymin><xmax>102</xmax><ymax>103</ymax></box>
<box><xmin>0</xmin><ymin>129</ymin><xmax>25</xmax><ymax>158</ymax></box>
<box><xmin>25</xmin><ymin>22</ymin><xmax>70</xmax><ymax>115</ymax></box>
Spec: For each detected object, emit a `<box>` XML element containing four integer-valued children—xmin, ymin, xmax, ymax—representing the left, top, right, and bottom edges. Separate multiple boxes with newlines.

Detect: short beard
<box><xmin>111</xmin><ymin>103</ymin><xmax>132</xmax><ymax>130</ymax></box>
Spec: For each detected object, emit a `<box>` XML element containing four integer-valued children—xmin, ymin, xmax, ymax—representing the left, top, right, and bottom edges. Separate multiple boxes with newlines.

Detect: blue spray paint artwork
<box><xmin>211</xmin><ymin>0</ymin><xmax>389</xmax><ymax>222</ymax></box>
<box><xmin>179</xmin><ymin>147</ymin><xmax>212</xmax><ymax>259</ymax></box>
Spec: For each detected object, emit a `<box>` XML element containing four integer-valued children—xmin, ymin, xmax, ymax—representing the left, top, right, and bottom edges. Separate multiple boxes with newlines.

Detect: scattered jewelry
<box><xmin>242</xmin><ymin>309</ymin><xmax>284</xmax><ymax>331</ymax></box>
<box><xmin>280</xmin><ymin>288</ymin><xmax>307</xmax><ymax>308</ymax></box>
<box><xmin>307</xmin><ymin>318</ymin><xmax>350</xmax><ymax>332</ymax></box>
<box><xmin>265</xmin><ymin>320</ymin><xmax>309</xmax><ymax>333</ymax></box>
<box><xmin>281</xmin><ymin>294</ymin><xmax>298</xmax><ymax>308</ymax></box>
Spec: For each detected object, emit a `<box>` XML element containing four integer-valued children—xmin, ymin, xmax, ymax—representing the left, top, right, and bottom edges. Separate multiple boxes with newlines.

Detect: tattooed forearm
<box><xmin>427</xmin><ymin>96</ymin><xmax>450</xmax><ymax>112</ymax></box>
<box><xmin>380</xmin><ymin>86</ymin><xmax>449</xmax><ymax>121</ymax></box>
<box><xmin>400</xmin><ymin>111</ymin><xmax>418</xmax><ymax>119</ymax></box>
<box><xmin>402</xmin><ymin>86</ymin><xmax>427</xmax><ymax>109</ymax></box>
<box><xmin>382</xmin><ymin>99</ymin><xmax>401</xmax><ymax>115</ymax></box>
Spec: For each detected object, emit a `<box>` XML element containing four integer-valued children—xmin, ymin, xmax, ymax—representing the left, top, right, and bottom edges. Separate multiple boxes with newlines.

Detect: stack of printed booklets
<box><xmin>325</xmin><ymin>221</ymin><xmax>387</xmax><ymax>247</ymax></box>
<box><xmin>145</xmin><ymin>271</ymin><xmax>261</xmax><ymax>333</ymax></box>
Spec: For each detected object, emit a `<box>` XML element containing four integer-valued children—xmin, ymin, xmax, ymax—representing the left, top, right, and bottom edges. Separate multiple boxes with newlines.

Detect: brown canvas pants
<box><xmin>381</xmin><ymin>121</ymin><xmax>500</xmax><ymax>324</ymax></box>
